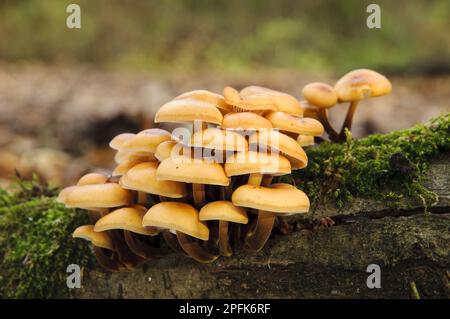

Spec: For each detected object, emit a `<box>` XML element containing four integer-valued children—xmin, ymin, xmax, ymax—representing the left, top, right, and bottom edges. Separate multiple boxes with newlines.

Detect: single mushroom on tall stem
<box><xmin>334</xmin><ymin>69</ymin><xmax>392</xmax><ymax>142</ymax></box>
<box><xmin>301</xmin><ymin>82</ymin><xmax>339</xmax><ymax>141</ymax></box>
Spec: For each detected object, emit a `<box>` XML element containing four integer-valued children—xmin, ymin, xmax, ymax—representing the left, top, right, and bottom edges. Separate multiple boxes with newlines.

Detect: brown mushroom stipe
<box><xmin>73</xmin><ymin>225</ymin><xmax>124</xmax><ymax>271</ymax></box>
<box><xmin>58</xmin><ymin>77</ymin><xmax>395</xmax><ymax>269</ymax></box>
<box><xmin>199</xmin><ymin>201</ymin><xmax>248</xmax><ymax>256</ymax></box>
<box><xmin>334</xmin><ymin>69</ymin><xmax>392</xmax><ymax>142</ymax></box>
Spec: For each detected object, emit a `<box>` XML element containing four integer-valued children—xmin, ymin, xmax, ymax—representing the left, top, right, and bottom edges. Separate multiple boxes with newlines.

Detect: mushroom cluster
<box><xmin>58</xmin><ymin>85</ymin><xmax>325</xmax><ymax>271</ymax></box>
<box><xmin>302</xmin><ymin>68</ymin><xmax>392</xmax><ymax>142</ymax></box>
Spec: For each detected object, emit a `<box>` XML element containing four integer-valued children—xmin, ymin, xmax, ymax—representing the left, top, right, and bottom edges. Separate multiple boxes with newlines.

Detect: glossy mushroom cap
<box><xmin>232</xmin><ymin>183</ymin><xmax>310</xmax><ymax>213</ymax></box>
<box><xmin>249</xmin><ymin>130</ymin><xmax>308</xmax><ymax>169</ymax></box>
<box><xmin>296</xmin><ymin>135</ymin><xmax>315</xmax><ymax>147</ymax></box>
<box><xmin>94</xmin><ymin>205</ymin><xmax>159</xmax><ymax>236</ymax></box>
<box><xmin>77</xmin><ymin>172</ymin><xmax>109</xmax><ymax>186</ymax></box>
<box><xmin>109</xmin><ymin>133</ymin><xmax>135</xmax><ymax>150</ymax></box>
<box><xmin>155</xmin><ymin>98</ymin><xmax>223</xmax><ymax>125</ymax></box>
<box><xmin>225</xmin><ymin>151</ymin><xmax>291</xmax><ymax>177</ymax></box>
<box><xmin>174</xmin><ymin>90</ymin><xmax>231</xmax><ymax>114</ymax></box>
<box><xmin>190</xmin><ymin>127</ymin><xmax>248</xmax><ymax>152</ymax></box>
<box><xmin>221</xmin><ymin>112</ymin><xmax>273</xmax><ymax>131</ymax></box>
<box><xmin>57</xmin><ymin>185</ymin><xmax>76</xmax><ymax>204</ymax></box>
<box><xmin>302</xmin><ymin>82</ymin><xmax>338</xmax><ymax>109</ymax></box>
<box><xmin>114</xmin><ymin>150</ymin><xmax>156</xmax><ymax>164</ymax></box>
<box><xmin>73</xmin><ymin>225</ymin><xmax>114</xmax><ymax>250</ymax></box>
<box><xmin>334</xmin><ymin>69</ymin><xmax>392</xmax><ymax>102</ymax></box>
<box><xmin>119</xmin><ymin>128</ymin><xmax>171</xmax><ymax>153</ymax></box>
<box><xmin>120</xmin><ymin>162</ymin><xmax>187</xmax><ymax>198</ymax></box>
<box><xmin>143</xmin><ymin>202</ymin><xmax>209</xmax><ymax>240</ymax></box>
<box><xmin>154</xmin><ymin>140</ymin><xmax>177</xmax><ymax>162</ymax></box>
<box><xmin>157</xmin><ymin>157</ymin><xmax>230</xmax><ymax>186</ymax></box>
<box><xmin>240</xmin><ymin>86</ymin><xmax>303</xmax><ymax>116</ymax></box>
<box><xmin>265</xmin><ymin>112</ymin><xmax>324</xmax><ymax>136</ymax></box>
<box><xmin>65</xmin><ymin>183</ymin><xmax>133</xmax><ymax>208</ymax></box>
<box><xmin>112</xmin><ymin>159</ymin><xmax>144</xmax><ymax>176</ymax></box>
<box><xmin>223</xmin><ymin>86</ymin><xmax>277</xmax><ymax>112</ymax></box>
<box><xmin>199</xmin><ymin>201</ymin><xmax>248</xmax><ymax>224</ymax></box>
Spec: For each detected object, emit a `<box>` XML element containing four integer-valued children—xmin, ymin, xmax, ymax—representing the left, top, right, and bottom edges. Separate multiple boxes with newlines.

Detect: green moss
<box><xmin>0</xmin><ymin>176</ymin><xmax>93</xmax><ymax>298</ymax></box>
<box><xmin>289</xmin><ymin>114</ymin><xmax>450</xmax><ymax>210</ymax></box>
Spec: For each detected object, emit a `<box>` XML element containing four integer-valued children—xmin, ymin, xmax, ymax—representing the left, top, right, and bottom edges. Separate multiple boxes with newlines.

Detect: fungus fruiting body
<box><xmin>61</xmin><ymin>71</ymin><xmax>391</xmax><ymax>271</ymax></box>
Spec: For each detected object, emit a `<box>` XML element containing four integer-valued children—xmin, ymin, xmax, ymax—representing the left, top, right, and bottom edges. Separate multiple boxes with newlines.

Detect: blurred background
<box><xmin>0</xmin><ymin>0</ymin><xmax>449</xmax><ymax>187</ymax></box>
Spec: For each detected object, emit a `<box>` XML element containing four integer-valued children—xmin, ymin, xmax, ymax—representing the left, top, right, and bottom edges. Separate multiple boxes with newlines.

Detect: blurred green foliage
<box><xmin>0</xmin><ymin>0</ymin><xmax>449</xmax><ymax>74</ymax></box>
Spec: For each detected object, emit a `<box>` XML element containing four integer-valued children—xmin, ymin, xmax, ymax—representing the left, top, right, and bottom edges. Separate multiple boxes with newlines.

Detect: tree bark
<box><xmin>72</xmin><ymin>156</ymin><xmax>450</xmax><ymax>298</ymax></box>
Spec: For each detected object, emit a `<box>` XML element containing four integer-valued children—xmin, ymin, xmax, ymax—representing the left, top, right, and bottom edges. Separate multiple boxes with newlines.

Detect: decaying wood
<box><xmin>72</xmin><ymin>156</ymin><xmax>450</xmax><ymax>299</ymax></box>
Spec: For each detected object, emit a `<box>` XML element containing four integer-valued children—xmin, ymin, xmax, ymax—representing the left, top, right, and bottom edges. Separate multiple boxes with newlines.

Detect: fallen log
<box><xmin>72</xmin><ymin>156</ymin><xmax>450</xmax><ymax>299</ymax></box>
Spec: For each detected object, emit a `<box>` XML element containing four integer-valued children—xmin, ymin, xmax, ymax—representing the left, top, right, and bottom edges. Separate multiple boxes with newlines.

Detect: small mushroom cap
<box><xmin>265</xmin><ymin>112</ymin><xmax>324</xmax><ymax>136</ymax></box>
<box><xmin>199</xmin><ymin>201</ymin><xmax>248</xmax><ymax>224</ymax></box>
<box><xmin>334</xmin><ymin>69</ymin><xmax>392</xmax><ymax>102</ymax></box>
<box><xmin>77</xmin><ymin>172</ymin><xmax>109</xmax><ymax>186</ymax></box>
<box><xmin>155</xmin><ymin>98</ymin><xmax>223</xmax><ymax>125</ymax></box>
<box><xmin>65</xmin><ymin>183</ymin><xmax>133</xmax><ymax>208</ymax></box>
<box><xmin>57</xmin><ymin>185</ymin><xmax>76</xmax><ymax>204</ymax></box>
<box><xmin>296</xmin><ymin>135</ymin><xmax>315</xmax><ymax>147</ymax></box>
<box><xmin>223</xmin><ymin>86</ymin><xmax>277</xmax><ymax>112</ymax></box>
<box><xmin>120</xmin><ymin>162</ymin><xmax>187</xmax><ymax>198</ymax></box>
<box><xmin>225</xmin><ymin>151</ymin><xmax>291</xmax><ymax>177</ymax></box>
<box><xmin>154</xmin><ymin>140</ymin><xmax>177</xmax><ymax>162</ymax></box>
<box><xmin>232</xmin><ymin>183</ymin><xmax>310</xmax><ymax>213</ymax></box>
<box><xmin>119</xmin><ymin>128</ymin><xmax>171</xmax><ymax>153</ymax></box>
<box><xmin>240</xmin><ymin>86</ymin><xmax>303</xmax><ymax>116</ymax></box>
<box><xmin>249</xmin><ymin>130</ymin><xmax>308</xmax><ymax>169</ymax></box>
<box><xmin>112</xmin><ymin>159</ymin><xmax>144</xmax><ymax>176</ymax></box>
<box><xmin>302</xmin><ymin>82</ymin><xmax>338</xmax><ymax>109</ymax></box>
<box><xmin>143</xmin><ymin>202</ymin><xmax>209</xmax><ymax>240</ymax></box>
<box><xmin>190</xmin><ymin>128</ymin><xmax>248</xmax><ymax>152</ymax></box>
<box><xmin>114</xmin><ymin>150</ymin><xmax>156</xmax><ymax>164</ymax></box>
<box><xmin>73</xmin><ymin>225</ymin><xmax>114</xmax><ymax>250</ymax></box>
<box><xmin>94</xmin><ymin>205</ymin><xmax>158</xmax><ymax>236</ymax></box>
<box><xmin>221</xmin><ymin>112</ymin><xmax>273</xmax><ymax>131</ymax></box>
<box><xmin>109</xmin><ymin>133</ymin><xmax>135</xmax><ymax>150</ymax></box>
<box><xmin>174</xmin><ymin>90</ymin><xmax>231</xmax><ymax>113</ymax></box>
<box><xmin>157</xmin><ymin>157</ymin><xmax>230</xmax><ymax>186</ymax></box>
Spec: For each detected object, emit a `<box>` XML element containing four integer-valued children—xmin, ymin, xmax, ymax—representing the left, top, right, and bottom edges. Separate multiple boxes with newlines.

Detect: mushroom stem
<box><xmin>161</xmin><ymin>230</ymin><xmax>188</xmax><ymax>257</ymax></box>
<box><xmin>261</xmin><ymin>175</ymin><xmax>273</xmax><ymax>186</ymax></box>
<box><xmin>137</xmin><ymin>192</ymin><xmax>147</xmax><ymax>205</ymax></box>
<box><xmin>108</xmin><ymin>230</ymin><xmax>144</xmax><ymax>269</ymax></box>
<box><xmin>248</xmin><ymin>173</ymin><xmax>263</xmax><ymax>186</ymax></box>
<box><xmin>93</xmin><ymin>246</ymin><xmax>122</xmax><ymax>272</ymax></box>
<box><xmin>317</xmin><ymin>108</ymin><xmax>339</xmax><ymax>142</ymax></box>
<box><xmin>192</xmin><ymin>183</ymin><xmax>206</xmax><ymax>208</ymax></box>
<box><xmin>176</xmin><ymin>232</ymin><xmax>219</xmax><ymax>263</ymax></box>
<box><xmin>339</xmin><ymin>100</ymin><xmax>360</xmax><ymax>141</ymax></box>
<box><xmin>245</xmin><ymin>211</ymin><xmax>276</xmax><ymax>252</ymax></box>
<box><xmin>218</xmin><ymin>220</ymin><xmax>232</xmax><ymax>256</ymax></box>
<box><xmin>123</xmin><ymin>230</ymin><xmax>165</xmax><ymax>259</ymax></box>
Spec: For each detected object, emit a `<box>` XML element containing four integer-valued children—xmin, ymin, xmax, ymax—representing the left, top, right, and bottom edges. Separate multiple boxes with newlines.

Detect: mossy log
<box><xmin>72</xmin><ymin>156</ymin><xmax>450</xmax><ymax>299</ymax></box>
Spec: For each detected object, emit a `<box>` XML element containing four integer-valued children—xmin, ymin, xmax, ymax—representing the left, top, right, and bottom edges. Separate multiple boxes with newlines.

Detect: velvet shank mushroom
<box><xmin>334</xmin><ymin>69</ymin><xmax>392</xmax><ymax>141</ymax></box>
